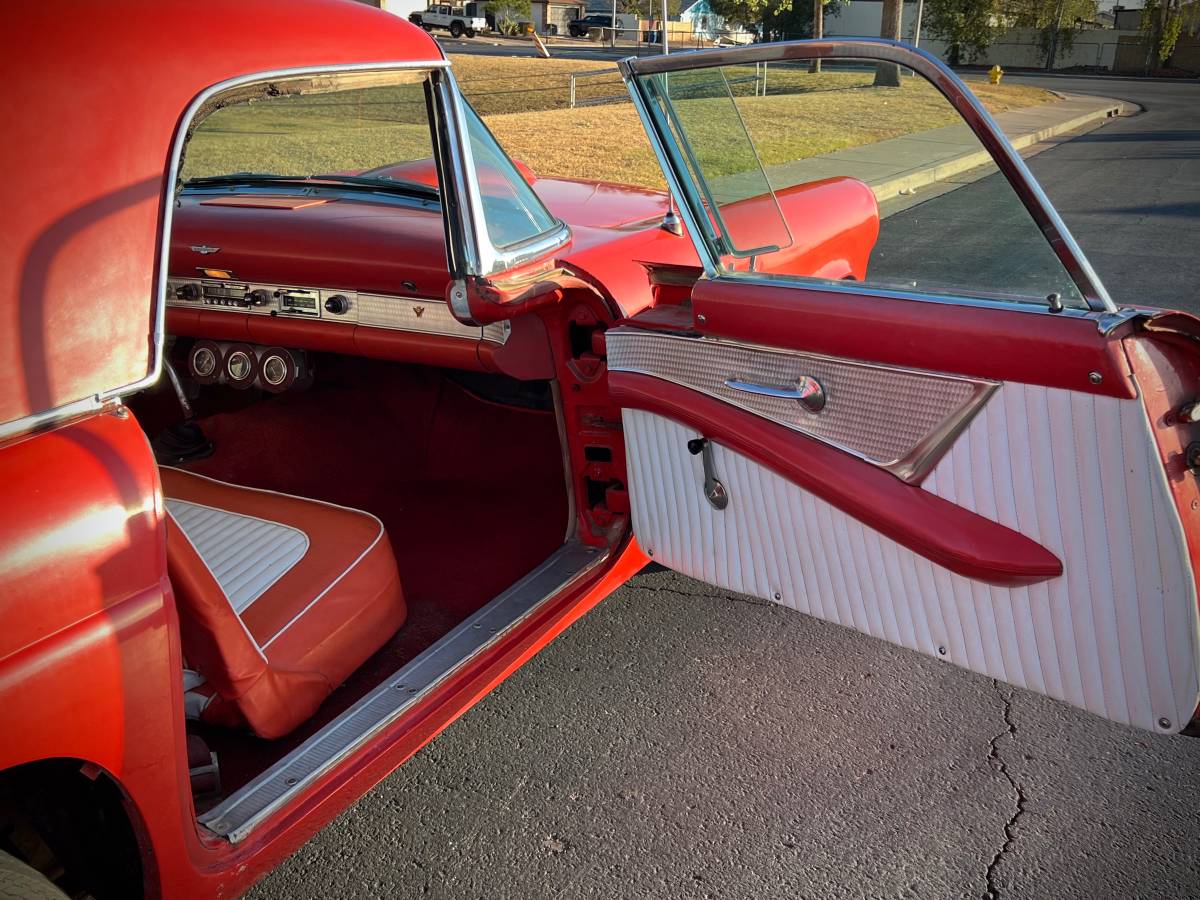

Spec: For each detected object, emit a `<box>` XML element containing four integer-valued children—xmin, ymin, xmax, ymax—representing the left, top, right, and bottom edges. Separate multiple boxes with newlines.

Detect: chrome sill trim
<box><xmin>198</xmin><ymin>539</ymin><xmax>609</xmax><ymax>844</ymax></box>
<box><xmin>608</xmin><ymin>327</ymin><xmax>998</xmax><ymax>484</ymax></box>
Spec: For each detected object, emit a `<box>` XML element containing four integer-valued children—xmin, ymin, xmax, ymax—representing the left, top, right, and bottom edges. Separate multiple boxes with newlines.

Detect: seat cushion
<box><xmin>162</xmin><ymin>467</ymin><xmax>406</xmax><ymax>739</ymax></box>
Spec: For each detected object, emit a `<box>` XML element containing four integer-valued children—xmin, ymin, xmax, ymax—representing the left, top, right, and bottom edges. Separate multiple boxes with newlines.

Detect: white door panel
<box><xmin>622</xmin><ymin>383</ymin><xmax>1200</xmax><ymax>733</ymax></box>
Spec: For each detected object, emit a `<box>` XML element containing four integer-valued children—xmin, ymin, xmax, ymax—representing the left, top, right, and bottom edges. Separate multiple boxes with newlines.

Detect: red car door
<box><xmin>610</xmin><ymin>40</ymin><xmax>1200</xmax><ymax>734</ymax></box>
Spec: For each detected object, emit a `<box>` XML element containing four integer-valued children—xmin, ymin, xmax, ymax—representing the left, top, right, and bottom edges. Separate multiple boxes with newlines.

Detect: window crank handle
<box><xmin>686</xmin><ymin>437</ymin><xmax>729</xmax><ymax>511</ymax></box>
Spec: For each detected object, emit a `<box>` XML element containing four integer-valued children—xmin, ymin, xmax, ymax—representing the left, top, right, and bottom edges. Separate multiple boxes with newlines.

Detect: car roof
<box><xmin>0</xmin><ymin>0</ymin><xmax>443</xmax><ymax>434</ymax></box>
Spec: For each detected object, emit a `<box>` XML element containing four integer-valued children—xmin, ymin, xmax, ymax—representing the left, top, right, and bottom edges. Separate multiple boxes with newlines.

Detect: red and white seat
<box><xmin>161</xmin><ymin>467</ymin><xmax>406</xmax><ymax>739</ymax></box>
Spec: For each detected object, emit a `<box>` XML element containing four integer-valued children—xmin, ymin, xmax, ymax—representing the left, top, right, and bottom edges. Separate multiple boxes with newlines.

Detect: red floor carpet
<box><xmin>179</xmin><ymin>357</ymin><xmax>569</xmax><ymax>791</ymax></box>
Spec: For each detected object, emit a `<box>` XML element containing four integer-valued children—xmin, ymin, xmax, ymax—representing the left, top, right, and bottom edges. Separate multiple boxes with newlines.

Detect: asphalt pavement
<box><xmin>250</xmin><ymin>75</ymin><xmax>1200</xmax><ymax>900</ymax></box>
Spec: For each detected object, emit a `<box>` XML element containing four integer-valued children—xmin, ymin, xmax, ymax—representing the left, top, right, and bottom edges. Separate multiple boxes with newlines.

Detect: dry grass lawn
<box><xmin>183</xmin><ymin>54</ymin><xmax>1055</xmax><ymax>191</ymax></box>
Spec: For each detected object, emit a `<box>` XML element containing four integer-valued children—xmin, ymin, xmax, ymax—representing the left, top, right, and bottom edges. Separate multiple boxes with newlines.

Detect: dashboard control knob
<box><xmin>175</xmin><ymin>282</ymin><xmax>203</xmax><ymax>301</ymax></box>
<box><xmin>248</xmin><ymin>289</ymin><xmax>273</xmax><ymax>307</ymax></box>
<box><xmin>324</xmin><ymin>294</ymin><xmax>349</xmax><ymax>315</ymax></box>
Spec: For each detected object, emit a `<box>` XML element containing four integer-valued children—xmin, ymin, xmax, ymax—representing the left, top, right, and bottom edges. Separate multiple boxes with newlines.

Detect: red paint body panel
<box><xmin>722</xmin><ymin>177</ymin><xmax>880</xmax><ymax>282</ymax></box>
<box><xmin>0</xmin><ymin>412</ymin><xmax>202</xmax><ymax>897</ymax></box>
<box><xmin>610</xmin><ymin>372</ymin><xmax>1063</xmax><ymax>586</ymax></box>
<box><xmin>6</xmin><ymin>0</ymin><xmax>1193</xmax><ymax>894</ymax></box>
<box><xmin>690</xmin><ymin>278</ymin><xmax>1137</xmax><ymax>399</ymax></box>
<box><xmin>171</xmin><ymin>198</ymin><xmax>452</xmax><ymax>300</ymax></box>
<box><xmin>0</xmin><ymin>0</ymin><xmax>442</xmax><ymax>429</ymax></box>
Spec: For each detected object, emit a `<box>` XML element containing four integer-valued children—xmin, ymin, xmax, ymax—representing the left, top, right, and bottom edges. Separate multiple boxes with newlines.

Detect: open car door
<box><xmin>611</xmin><ymin>40</ymin><xmax>1200</xmax><ymax>734</ymax></box>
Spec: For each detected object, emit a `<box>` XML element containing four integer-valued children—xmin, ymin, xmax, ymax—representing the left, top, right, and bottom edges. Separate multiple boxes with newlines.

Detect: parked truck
<box><xmin>409</xmin><ymin>4</ymin><xmax>486</xmax><ymax>37</ymax></box>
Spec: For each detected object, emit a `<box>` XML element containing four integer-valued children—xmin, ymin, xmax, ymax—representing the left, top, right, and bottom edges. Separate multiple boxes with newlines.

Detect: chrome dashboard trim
<box><xmin>607</xmin><ymin>327</ymin><xmax>998</xmax><ymax>484</ymax></box>
<box><xmin>166</xmin><ymin>278</ymin><xmax>510</xmax><ymax>345</ymax></box>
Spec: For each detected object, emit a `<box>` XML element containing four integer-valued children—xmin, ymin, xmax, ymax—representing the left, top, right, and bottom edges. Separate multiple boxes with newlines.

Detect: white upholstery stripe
<box><xmin>166</xmin><ymin>498</ymin><xmax>310</xmax><ymax>614</ymax></box>
<box><xmin>621</xmin><ymin>382</ymin><xmax>1200</xmax><ymax>734</ymax></box>
<box><xmin>161</xmin><ymin>469</ymin><xmax>387</xmax><ymax>653</ymax></box>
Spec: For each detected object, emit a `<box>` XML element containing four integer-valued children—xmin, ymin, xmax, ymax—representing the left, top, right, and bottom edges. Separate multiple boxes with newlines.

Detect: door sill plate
<box><xmin>199</xmin><ymin>539</ymin><xmax>609</xmax><ymax>843</ymax></box>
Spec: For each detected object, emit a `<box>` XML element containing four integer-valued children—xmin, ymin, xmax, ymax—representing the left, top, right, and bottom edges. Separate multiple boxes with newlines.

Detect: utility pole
<box><xmin>611</xmin><ymin>0</ymin><xmax>617</xmax><ymax>48</ymax></box>
<box><xmin>911</xmin><ymin>0</ymin><xmax>924</xmax><ymax>47</ymax></box>
<box><xmin>662</xmin><ymin>0</ymin><xmax>669</xmax><ymax>53</ymax></box>
<box><xmin>1045</xmin><ymin>0</ymin><xmax>1066</xmax><ymax>70</ymax></box>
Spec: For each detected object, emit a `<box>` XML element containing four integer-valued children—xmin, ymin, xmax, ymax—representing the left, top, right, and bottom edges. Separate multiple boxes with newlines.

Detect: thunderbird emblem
<box><xmin>190</xmin><ymin>245</ymin><xmax>220</xmax><ymax>255</ymax></box>
<box><xmin>413</xmin><ymin>306</ymin><xmax>425</xmax><ymax>318</ymax></box>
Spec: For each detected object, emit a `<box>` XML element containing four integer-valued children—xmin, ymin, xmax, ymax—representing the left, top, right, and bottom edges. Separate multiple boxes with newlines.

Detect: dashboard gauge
<box><xmin>256</xmin><ymin>346</ymin><xmax>297</xmax><ymax>392</ymax></box>
<box><xmin>187</xmin><ymin>340</ymin><xmax>224</xmax><ymax>385</ymax></box>
<box><xmin>224</xmin><ymin>343</ymin><xmax>258</xmax><ymax>389</ymax></box>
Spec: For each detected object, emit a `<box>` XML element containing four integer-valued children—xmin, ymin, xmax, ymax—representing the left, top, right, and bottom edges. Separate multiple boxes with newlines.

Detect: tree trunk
<box><xmin>810</xmin><ymin>0</ymin><xmax>823</xmax><ymax>73</ymax></box>
<box><xmin>874</xmin><ymin>0</ymin><xmax>904</xmax><ymax>86</ymax></box>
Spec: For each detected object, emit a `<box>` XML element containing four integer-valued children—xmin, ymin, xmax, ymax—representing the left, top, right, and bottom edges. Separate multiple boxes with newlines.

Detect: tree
<box><xmin>486</xmin><ymin>0</ymin><xmax>531</xmax><ymax>33</ymax></box>
<box><xmin>1000</xmin><ymin>0</ymin><xmax>1097</xmax><ymax>66</ymax></box>
<box><xmin>924</xmin><ymin>0</ymin><xmax>1000</xmax><ymax>64</ymax></box>
<box><xmin>620</xmin><ymin>0</ymin><xmax>684</xmax><ymax>19</ymax></box>
<box><xmin>1139</xmin><ymin>0</ymin><xmax>1200</xmax><ymax>70</ymax></box>
<box><xmin>873</xmin><ymin>0</ymin><xmax>905</xmax><ymax>85</ymax></box>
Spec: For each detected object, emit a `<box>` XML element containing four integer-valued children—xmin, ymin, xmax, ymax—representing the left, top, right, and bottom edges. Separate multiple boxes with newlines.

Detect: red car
<box><xmin>2</xmin><ymin>2</ymin><xmax>1198</xmax><ymax>897</ymax></box>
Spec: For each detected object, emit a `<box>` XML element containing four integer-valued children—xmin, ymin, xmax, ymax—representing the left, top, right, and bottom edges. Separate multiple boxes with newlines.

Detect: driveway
<box><xmin>250</xmin><ymin>76</ymin><xmax>1200</xmax><ymax>900</ymax></box>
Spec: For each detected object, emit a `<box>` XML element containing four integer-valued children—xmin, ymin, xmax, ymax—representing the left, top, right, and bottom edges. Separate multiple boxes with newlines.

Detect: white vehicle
<box><xmin>410</xmin><ymin>4</ymin><xmax>486</xmax><ymax>37</ymax></box>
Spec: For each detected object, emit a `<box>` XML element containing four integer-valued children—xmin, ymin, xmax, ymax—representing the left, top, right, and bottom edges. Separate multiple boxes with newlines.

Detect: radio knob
<box><xmin>248</xmin><ymin>289</ymin><xmax>273</xmax><ymax>307</ymax></box>
<box><xmin>325</xmin><ymin>294</ymin><xmax>350</xmax><ymax>315</ymax></box>
<box><xmin>176</xmin><ymin>282</ymin><xmax>202</xmax><ymax>301</ymax></box>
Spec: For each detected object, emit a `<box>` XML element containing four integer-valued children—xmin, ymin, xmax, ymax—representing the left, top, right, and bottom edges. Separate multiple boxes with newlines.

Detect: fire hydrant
<box><xmin>988</xmin><ymin>64</ymin><xmax>1004</xmax><ymax>84</ymax></box>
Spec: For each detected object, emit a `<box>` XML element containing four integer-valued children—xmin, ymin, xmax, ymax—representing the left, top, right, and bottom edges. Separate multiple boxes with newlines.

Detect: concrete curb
<box><xmin>866</xmin><ymin>94</ymin><xmax>1130</xmax><ymax>204</ymax></box>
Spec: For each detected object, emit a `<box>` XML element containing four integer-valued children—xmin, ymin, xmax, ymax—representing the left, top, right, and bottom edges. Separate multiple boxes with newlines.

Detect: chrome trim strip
<box><xmin>698</xmin><ymin>273</ymin><xmax>1114</xmax><ymax>320</ymax></box>
<box><xmin>1096</xmin><ymin>307</ymin><xmax>1145</xmax><ymax>336</ymax></box>
<box><xmin>0</xmin><ymin>395</ymin><xmax>109</xmax><ymax>444</ymax></box>
<box><xmin>198</xmin><ymin>539</ymin><xmax>609</xmax><ymax>843</ymax></box>
<box><xmin>608</xmin><ymin>327</ymin><xmax>998</xmax><ymax>483</ymax></box>
<box><xmin>168</xmin><ymin>278</ymin><xmax>511</xmax><ymax>344</ymax></box>
<box><xmin>620</xmin><ymin>39</ymin><xmax>1116</xmax><ymax>313</ymax></box>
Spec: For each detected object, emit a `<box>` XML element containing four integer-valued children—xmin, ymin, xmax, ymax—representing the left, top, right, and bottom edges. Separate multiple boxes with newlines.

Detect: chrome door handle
<box><xmin>725</xmin><ymin>375</ymin><xmax>826</xmax><ymax>413</ymax></box>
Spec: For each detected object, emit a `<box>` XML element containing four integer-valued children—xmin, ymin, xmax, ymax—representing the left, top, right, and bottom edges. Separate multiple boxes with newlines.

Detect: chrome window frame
<box><xmin>620</xmin><ymin>39</ymin><xmax>1117</xmax><ymax>314</ymax></box>
<box><xmin>1</xmin><ymin>58</ymin><xmax>574</xmax><ymax>443</ymax></box>
<box><xmin>431</xmin><ymin>69</ymin><xmax>572</xmax><ymax>279</ymax></box>
<box><xmin>1</xmin><ymin>59</ymin><xmax>468</xmax><ymax>444</ymax></box>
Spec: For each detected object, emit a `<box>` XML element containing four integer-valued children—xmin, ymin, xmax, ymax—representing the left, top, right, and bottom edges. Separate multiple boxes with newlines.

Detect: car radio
<box><xmin>277</xmin><ymin>288</ymin><xmax>321</xmax><ymax>316</ymax></box>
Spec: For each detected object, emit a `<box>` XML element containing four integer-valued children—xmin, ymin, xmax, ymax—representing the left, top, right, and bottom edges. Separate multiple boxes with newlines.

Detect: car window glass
<box><xmin>638</xmin><ymin>60</ymin><xmax>1085</xmax><ymax>309</ymax></box>
<box><xmin>181</xmin><ymin>71</ymin><xmax>436</xmax><ymax>185</ymax></box>
<box><xmin>461</xmin><ymin>101</ymin><xmax>561</xmax><ymax>250</ymax></box>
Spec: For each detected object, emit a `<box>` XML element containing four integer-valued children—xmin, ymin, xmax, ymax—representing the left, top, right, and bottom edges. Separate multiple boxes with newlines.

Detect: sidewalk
<box><xmin>762</xmin><ymin>92</ymin><xmax>1136</xmax><ymax>207</ymax></box>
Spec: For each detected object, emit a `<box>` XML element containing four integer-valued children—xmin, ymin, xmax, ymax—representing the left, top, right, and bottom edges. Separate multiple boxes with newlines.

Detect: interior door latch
<box><xmin>687</xmin><ymin>437</ymin><xmax>729</xmax><ymax>510</ymax></box>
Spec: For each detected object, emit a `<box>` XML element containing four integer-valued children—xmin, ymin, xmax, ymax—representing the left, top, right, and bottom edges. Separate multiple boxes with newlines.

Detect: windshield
<box><xmin>180</xmin><ymin>70</ymin><xmax>437</xmax><ymax>189</ymax></box>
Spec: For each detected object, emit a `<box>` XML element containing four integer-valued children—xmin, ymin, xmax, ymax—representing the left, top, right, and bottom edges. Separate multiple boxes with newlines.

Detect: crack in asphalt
<box><xmin>984</xmin><ymin>681</ymin><xmax>1027</xmax><ymax>900</ymax></box>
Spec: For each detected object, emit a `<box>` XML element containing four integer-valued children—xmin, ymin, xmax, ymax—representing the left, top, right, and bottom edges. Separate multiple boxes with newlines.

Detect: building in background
<box><xmin>530</xmin><ymin>0</ymin><xmax>587</xmax><ymax>32</ymax></box>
